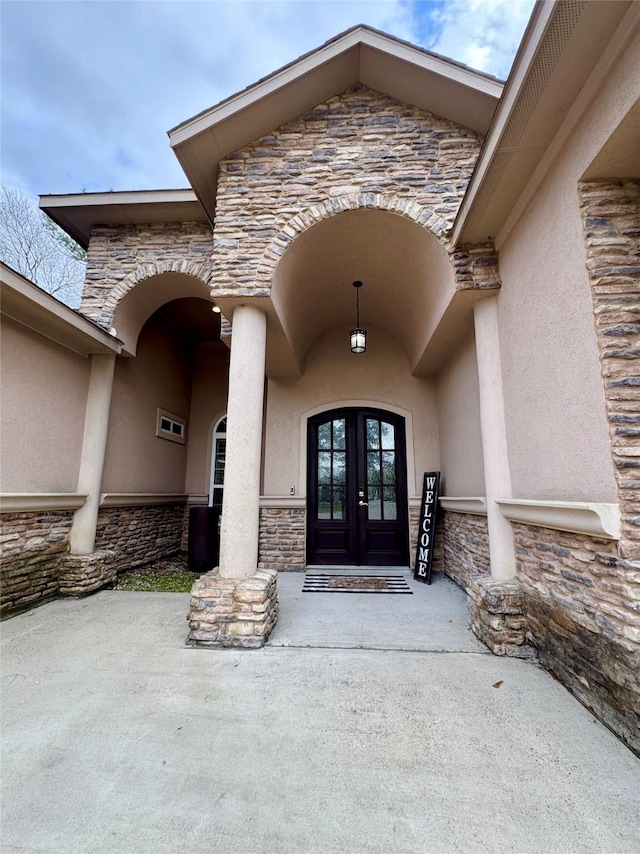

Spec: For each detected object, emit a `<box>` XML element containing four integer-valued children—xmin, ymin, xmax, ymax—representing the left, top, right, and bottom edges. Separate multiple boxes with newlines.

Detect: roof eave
<box><xmin>0</xmin><ymin>262</ymin><xmax>123</xmax><ymax>356</ymax></box>
<box><xmin>453</xmin><ymin>0</ymin><xmax>638</xmax><ymax>247</ymax></box>
<box><xmin>39</xmin><ymin>189</ymin><xmax>208</xmax><ymax>250</ymax></box>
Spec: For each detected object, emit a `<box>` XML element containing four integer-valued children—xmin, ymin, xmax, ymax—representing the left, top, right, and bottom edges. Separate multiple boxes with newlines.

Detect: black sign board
<box><xmin>414</xmin><ymin>471</ymin><xmax>440</xmax><ymax>585</ymax></box>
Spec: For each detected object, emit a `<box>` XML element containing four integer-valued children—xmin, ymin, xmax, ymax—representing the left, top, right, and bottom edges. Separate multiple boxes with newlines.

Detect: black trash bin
<box><xmin>188</xmin><ymin>506</ymin><xmax>221</xmax><ymax>573</ymax></box>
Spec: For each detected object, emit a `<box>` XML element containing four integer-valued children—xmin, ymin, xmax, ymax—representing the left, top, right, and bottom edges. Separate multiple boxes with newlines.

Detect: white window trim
<box><xmin>156</xmin><ymin>408</ymin><xmax>187</xmax><ymax>445</ymax></box>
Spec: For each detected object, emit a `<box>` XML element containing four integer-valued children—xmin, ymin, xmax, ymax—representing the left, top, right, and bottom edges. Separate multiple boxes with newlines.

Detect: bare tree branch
<box><xmin>0</xmin><ymin>186</ymin><xmax>86</xmax><ymax>307</ymax></box>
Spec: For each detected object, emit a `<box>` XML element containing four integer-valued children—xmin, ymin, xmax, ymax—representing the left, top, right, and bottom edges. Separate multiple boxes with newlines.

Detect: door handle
<box><xmin>358</xmin><ymin>500</ymin><xmax>368</xmax><ymax>506</ymax></box>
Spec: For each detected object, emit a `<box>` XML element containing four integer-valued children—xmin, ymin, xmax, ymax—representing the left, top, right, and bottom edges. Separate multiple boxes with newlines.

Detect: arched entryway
<box><xmin>307</xmin><ymin>407</ymin><xmax>409</xmax><ymax>566</ymax></box>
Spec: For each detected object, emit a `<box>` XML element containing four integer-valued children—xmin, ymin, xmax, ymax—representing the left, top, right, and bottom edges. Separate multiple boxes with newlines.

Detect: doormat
<box><xmin>302</xmin><ymin>574</ymin><xmax>412</xmax><ymax>594</ymax></box>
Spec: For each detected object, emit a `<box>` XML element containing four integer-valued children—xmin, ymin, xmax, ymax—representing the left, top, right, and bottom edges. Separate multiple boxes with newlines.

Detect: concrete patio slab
<box><xmin>269</xmin><ymin>570</ymin><xmax>488</xmax><ymax>652</ymax></box>
<box><xmin>1</xmin><ymin>588</ymin><xmax>639</xmax><ymax>854</ymax></box>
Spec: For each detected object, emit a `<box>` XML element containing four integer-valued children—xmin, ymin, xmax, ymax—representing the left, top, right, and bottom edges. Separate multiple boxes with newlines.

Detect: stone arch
<box><xmin>110</xmin><ymin>266</ymin><xmax>214</xmax><ymax>355</ymax></box>
<box><xmin>257</xmin><ymin>194</ymin><xmax>451</xmax><ymax>284</ymax></box>
<box><xmin>104</xmin><ymin>259</ymin><xmax>213</xmax><ymax>321</ymax></box>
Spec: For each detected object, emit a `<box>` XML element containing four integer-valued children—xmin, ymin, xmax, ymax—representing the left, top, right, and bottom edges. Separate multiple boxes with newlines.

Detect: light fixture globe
<box><xmin>350</xmin><ymin>280</ymin><xmax>367</xmax><ymax>354</ymax></box>
<box><xmin>350</xmin><ymin>328</ymin><xmax>367</xmax><ymax>353</ymax></box>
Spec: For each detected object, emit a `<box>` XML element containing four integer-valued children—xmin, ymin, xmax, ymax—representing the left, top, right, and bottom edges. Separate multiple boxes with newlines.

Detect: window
<box><xmin>156</xmin><ymin>408</ymin><xmax>186</xmax><ymax>444</ymax></box>
<box><xmin>209</xmin><ymin>416</ymin><xmax>227</xmax><ymax>509</ymax></box>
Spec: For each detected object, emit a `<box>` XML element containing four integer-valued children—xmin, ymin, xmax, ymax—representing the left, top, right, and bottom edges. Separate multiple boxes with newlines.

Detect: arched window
<box><xmin>209</xmin><ymin>416</ymin><xmax>227</xmax><ymax>510</ymax></box>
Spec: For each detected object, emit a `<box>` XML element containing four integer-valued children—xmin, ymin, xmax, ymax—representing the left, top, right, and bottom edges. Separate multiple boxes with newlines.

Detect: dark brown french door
<box><xmin>307</xmin><ymin>408</ymin><xmax>409</xmax><ymax>566</ymax></box>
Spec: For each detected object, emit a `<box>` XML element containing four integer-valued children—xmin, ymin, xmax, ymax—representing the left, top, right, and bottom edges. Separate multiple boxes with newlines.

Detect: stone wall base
<box><xmin>258</xmin><ymin>508</ymin><xmax>305</xmax><ymax>571</ymax></box>
<box><xmin>95</xmin><ymin>503</ymin><xmax>184</xmax><ymax>572</ymax></box>
<box><xmin>442</xmin><ymin>511</ymin><xmax>490</xmax><ymax>591</ymax></box>
<box><xmin>468</xmin><ymin>575</ymin><xmax>534</xmax><ymax>658</ymax></box>
<box><xmin>59</xmin><ymin>551</ymin><xmax>116</xmax><ymax>596</ymax></box>
<box><xmin>1</xmin><ymin>510</ymin><xmax>73</xmax><ymax>618</ymax></box>
<box><xmin>186</xmin><ymin>568</ymin><xmax>278</xmax><ymax>649</ymax></box>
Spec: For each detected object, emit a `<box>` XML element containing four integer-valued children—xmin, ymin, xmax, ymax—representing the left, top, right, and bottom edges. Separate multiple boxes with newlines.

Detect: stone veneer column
<box><xmin>219</xmin><ymin>304</ymin><xmax>266</xmax><ymax>577</ymax></box>
<box><xmin>473</xmin><ymin>296</ymin><xmax>516</xmax><ymax>580</ymax></box>
<box><xmin>578</xmin><ymin>180</ymin><xmax>640</xmax><ymax>561</ymax></box>
<box><xmin>186</xmin><ymin>304</ymin><xmax>278</xmax><ymax>648</ymax></box>
<box><xmin>70</xmin><ymin>354</ymin><xmax>116</xmax><ymax>554</ymax></box>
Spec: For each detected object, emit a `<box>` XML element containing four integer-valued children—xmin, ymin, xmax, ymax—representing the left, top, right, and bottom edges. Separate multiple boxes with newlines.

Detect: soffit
<box><xmin>0</xmin><ymin>262</ymin><xmax>122</xmax><ymax>357</ymax></box>
<box><xmin>455</xmin><ymin>0</ymin><xmax>636</xmax><ymax>245</ymax></box>
<box><xmin>39</xmin><ymin>190</ymin><xmax>207</xmax><ymax>250</ymax></box>
<box><xmin>169</xmin><ymin>26</ymin><xmax>503</xmax><ymax>222</ymax></box>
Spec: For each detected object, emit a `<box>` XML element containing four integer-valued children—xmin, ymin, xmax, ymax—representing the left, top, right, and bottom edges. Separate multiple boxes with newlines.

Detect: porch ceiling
<box><xmin>266</xmin><ymin>208</ymin><xmax>459</xmax><ymax>375</ymax></box>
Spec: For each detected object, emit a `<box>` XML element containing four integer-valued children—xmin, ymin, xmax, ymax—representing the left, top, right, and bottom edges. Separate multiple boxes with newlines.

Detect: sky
<box><xmin>1</xmin><ymin>0</ymin><xmax>535</xmax><ymax>200</ymax></box>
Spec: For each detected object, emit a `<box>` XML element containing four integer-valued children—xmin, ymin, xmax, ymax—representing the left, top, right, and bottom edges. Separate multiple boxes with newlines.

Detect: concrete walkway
<box><xmin>1</xmin><ymin>576</ymin><xmax>639</xmax><ymax>854</ymax></box>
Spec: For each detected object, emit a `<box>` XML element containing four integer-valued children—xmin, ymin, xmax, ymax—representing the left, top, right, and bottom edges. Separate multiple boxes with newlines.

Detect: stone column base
<box><xmin>468</xmin><ymin>575</ymin><xmax>534</xmax><ymax>658</ymax></box>
<box><xmin>59</xmin><ymin>550</ymin><xmax>116</xmax><ymax>596</ymax></box>
<box><xmin>186</xmin><ymin>568</ymin><xmax>278</xmax><ymax>649</ymax></box>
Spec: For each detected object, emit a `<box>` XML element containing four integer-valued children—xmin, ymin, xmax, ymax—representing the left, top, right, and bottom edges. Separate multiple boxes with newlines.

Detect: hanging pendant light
<box><xmin>350</xmin><ymin>280</ymin><xmax>367</xmax><ymax>354</ymax></box>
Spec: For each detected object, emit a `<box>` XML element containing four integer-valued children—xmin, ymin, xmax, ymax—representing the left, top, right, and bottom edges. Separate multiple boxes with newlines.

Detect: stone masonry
<box><xmin>258</xmin><ymin>508</ymin><xmax>306</xmax><ymax>572</ymax></box>
<box><xmin>452</xmin><ymin>243</ymin><xmax>501</xmax><ymax>291</ymax></box>
<box><xmin>94</xmin><ymin>503</ymin><xmax>185</xmax><ymax>572</ymax></box>
<box><xmin>58</xmin><ymin>551</ymin><xmax>116</xmax><ymax>597</ymax></box>
<box><xmin>0</xmin><ymin>510</ymin><xmax>73</xmax><ymax>617</ymax></box>
<box><xmin>441</xmin><ymin>510</ymin><xmax>490</xmax><ymax>590</ymax></box>
<box><xmin>212</xmin><ymin>84</ymin><xmax>483</xmax><ymax>298</ymax></box>
<box><xmin>440</xmin><ymin>511</ymin><xmax>523</xmax><ymax>657</ymax></box>
<box><xmin>468</xmin><ymin>576</ymin><xmax>530</xmax><ymax>658</ymax></box>
<box><xmin>81</xmin><ymin>221</ymin><xmax>213</xmax><ymax>329</ymax></box>
<box><xmin>514</xmin><ymin>522</ymin><xmax>639</xmax><ymax>755</ymax></box>
<box><xmin>579</xmin><ymin>179</ymin><xmax>640</xmax><ymax>561</ymax></box>
<box><xmin>186</xmin><ymin>568</ymin><xmax>278</xmax><ymax>648</ymax></box>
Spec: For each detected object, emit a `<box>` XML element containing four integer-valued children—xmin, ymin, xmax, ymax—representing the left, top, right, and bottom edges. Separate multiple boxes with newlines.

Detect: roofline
<box><xmin>40</xmin><ymin>188</ymin><xmax>197</xmax><ymax>208</ymax></box>
<box><xmin>0</xmin><ymin>261</ymin><xmax>123</xmax><ymax>356</ymax></box>
<box><xmin>39</xmin><ymin>189</ymin><xmax>208</xmax><ymax>250</ymax></box>
<box><xmin>452</xmin><ymin>0</ymin><xmax>555</xmax><ymax>244</ymax></box>
<box><xmin>452</xmin><ymin>0</ymin><xmax>639</xmax><ymax>245</ymax></box>
<box><xmin>169</xmin><ymin>24</ymin><xmax>503</xmax><ymax>147</ymax></box>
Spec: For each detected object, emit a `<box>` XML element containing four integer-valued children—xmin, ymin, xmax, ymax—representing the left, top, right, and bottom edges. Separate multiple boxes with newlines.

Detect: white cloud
<box><xmin>425</xmin><ymin>0</ymin><xmax>535</xmax><ymax>78</ymax></box>
<box><xmin>1</xmin><ymin>0</ymin><xmax>533</xmax><ymax>198</ymax></box>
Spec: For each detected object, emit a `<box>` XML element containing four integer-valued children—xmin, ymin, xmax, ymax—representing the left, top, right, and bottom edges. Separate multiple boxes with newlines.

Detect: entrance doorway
<box><xmin>307</xmin><ymin>408</ymin><xmax>409</xmax><ymax>566</ymax></box>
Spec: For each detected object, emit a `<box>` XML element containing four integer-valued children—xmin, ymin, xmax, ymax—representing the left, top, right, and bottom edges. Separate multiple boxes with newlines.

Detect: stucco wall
<box><xmin>436</xmin><ymin>329</ymin><xmax>485</xmax><ymax>497</ymax></box>
<box><xmin>184</xmin><ymin>342</ymin><xmax>230</xmax><ymax>496</ymax></box>
<box><xmin>102</xmin><ymin>313</ymin><xmax>192</xmax><ymax>493</ymax></box>
<box><xmin>495</xmin><ymin>27</ymin><xmax>640</xmax><ymax>503</ymax></box>
<box><xmin>0</xmin><ymin>316</ymin><xmax>89</xmax><ymax>492</ymax></box>
<box><xmin>262</xmin><ymin>325</ymin><xmax>439</xmax><ymax>499</ymax></box>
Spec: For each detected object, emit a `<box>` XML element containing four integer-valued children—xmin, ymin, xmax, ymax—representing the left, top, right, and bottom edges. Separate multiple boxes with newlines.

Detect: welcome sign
<box><xmin>414</xmin><ymin>471</ymin><xmax>440</xmax><ymax>585</ymax></box>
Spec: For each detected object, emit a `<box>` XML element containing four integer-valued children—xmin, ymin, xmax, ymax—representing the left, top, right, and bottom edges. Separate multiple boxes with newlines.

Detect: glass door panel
<box><xmin>307</xmin><ymin>409</ymin><xmax>408</xmax><ymax>566</ymax></box>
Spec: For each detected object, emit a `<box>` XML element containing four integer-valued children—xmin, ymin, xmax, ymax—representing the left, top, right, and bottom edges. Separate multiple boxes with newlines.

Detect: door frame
<box><xmin>306</xmin><ymin>406</ymin><xmax>410</xmax><ymax>566</ymax></box>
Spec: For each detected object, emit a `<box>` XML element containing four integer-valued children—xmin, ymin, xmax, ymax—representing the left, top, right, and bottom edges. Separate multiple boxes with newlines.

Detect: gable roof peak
<box><xmin>169</xmin><ymin>25</ymin><xmax>503</xmax><ymax>222</ymax></box>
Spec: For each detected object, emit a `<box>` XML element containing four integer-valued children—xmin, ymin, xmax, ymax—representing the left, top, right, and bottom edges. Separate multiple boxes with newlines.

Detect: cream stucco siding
<box><xmin>0</xmin><ymin>316</ymin><xmax>90</xmax><ymax>492</ymax></box>
<box><xmin>102</xmin><ymin>314</ymin><xmax>192</xmax><ymax>493</ymax></box>
<box><xmin>496</xmin><ymin>201</ymin><xmax>614</xmax><ymax>501</ymax></box>
<box><xmin>262</xmin><ymin>325</ymin><xmax>439</xmax><ymax>499</ymax></box>
<box><xmin>494</xmin><ymin>26</ymin><xmax>640</xmax><ymax>503</ymax></box>
<box><xmin>436</xmin><ymin>329</ymin><xmax>485</xmax><ymax>497</ymax></box>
